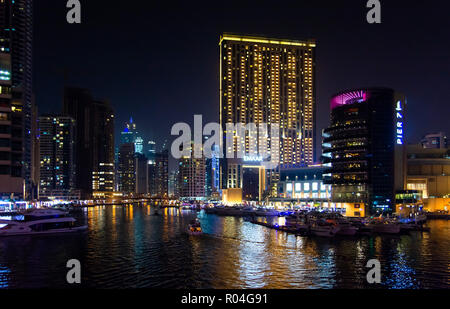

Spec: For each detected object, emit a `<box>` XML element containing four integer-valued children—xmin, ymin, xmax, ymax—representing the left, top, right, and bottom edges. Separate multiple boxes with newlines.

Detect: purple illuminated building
<box><xmin>323</xmin><ymin>88</ymin><xmax>407</xmax><ymax>215</ymax></box>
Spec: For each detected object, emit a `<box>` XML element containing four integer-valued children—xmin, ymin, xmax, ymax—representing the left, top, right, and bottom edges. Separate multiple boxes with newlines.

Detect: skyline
<box><xmin>33</xmin><ymin>0</ymin><xmax>450</xmax><ymax>157</ymax></box>
<box><xmin>0</xmin><ymin>0</ymin><xmax>449</xmax><ymax>293</ymax></box>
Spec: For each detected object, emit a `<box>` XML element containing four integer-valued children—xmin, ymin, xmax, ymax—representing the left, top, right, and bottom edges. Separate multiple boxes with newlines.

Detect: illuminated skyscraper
<box><xmin>147</xmin><ymin>140</ymin><xmax>156</xmax><ymax>157</ymax></box>
<box><xmin>120</xmin><ymin>117</ymin><xmax>143</xmax><ymax>154</ymax></box>
<box><xmin>178</xmin><ymin>143</ymin><xmax>206</xmax><ymax>200</ymax></box>
<box><xmin>147</xmin><ymin>150</ymin><xmax>169</xmax><ymax>198</ymax></box>
<box><xmin>38</xmin><ymin>116</ymin><xmax>76</xmax><ymax>199</ymax></box>
<box><xmin>91</xmin><ymin>99</ymin><xmax>115</xmax><ymax>197</ymax></box>
<box><xmin>63</xmin><ymin>88</ymin><xmax>115</xmax><ymax>199</ymax></box>
<box><xmin>118</xmin><ymin>143</ymin><xmax>135</xmax><ymax>195</ymax></box>
<box><xmin>323</xmin><ymin>88</ymin><xmax>407</xmax><ymax>215</ymax></box>
<box><xmin>0</xmin><ymin>0</ymin><xmax>35</xmax><ymax>199</ymax></box>
<box><xmin>0</xmin><ymin>52</ymin><xmax>23</xmax><ymax>199</ymax></box>
<box><xmin>219</xmin><ymin>34</ymin><xmax>316</xmax><ymax>198</ymax></box>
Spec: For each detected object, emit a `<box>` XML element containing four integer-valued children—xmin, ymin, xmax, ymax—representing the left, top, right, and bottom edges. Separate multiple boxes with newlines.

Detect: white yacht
<box><xmin>0</xmin><ymin>209</ymin><xmax>87</xmax><ymax>237</ymax></box>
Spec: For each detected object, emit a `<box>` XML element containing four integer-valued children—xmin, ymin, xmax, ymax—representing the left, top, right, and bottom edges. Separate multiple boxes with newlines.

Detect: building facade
<box><xmin>120</xmin><ymin>117</ymin><xmax>143</xmax><ymax>154</ymax></box>
<box><xmin>323</xmin><ymin>88</ymin><xmax>407</xmax><ymax>215</ymax></box>
<box><xmin>178</xmin><ymin>145</ymin><xmax>206</xmax><ymax>200</ymax></box>
<box><xmin>274</xmin><ymin>165</ymin><xmax>334</xmax><ymax>209</ymax></box>
<box><xmin>168</xmin><ymin>170</ymin><xmax>179</xmax><ymax>198</ymax></box>
<box><xmin>118</xmin><ymin>143</ymin><xmax>135</xmax><ymax>195</ymax></box>
<box><xmin>91</xmin><ymin>100</ymin><xmax>115</xmax><ymax>198</ymax></box>
<box><xmin>0</xmin><ymin>52</ymin><xmax>23</xmax><ymax>199</ymax></box>
<box><xmin>219</xmin><ymin>34</ymin><xmax>316</xmax><ymax>200</ymax></box>
<box><xmin>147</xmin><ymin>150</ymin><xmax>169</xmax><ymax>198</ymax></box>
<box><xmin>135</xmin><ymin>153</ymin><xmax>148</xmax><ymax>195</ymax></box>
<box><xmin>407</xmin><ymin>145</ymin><xmax>450</xmax><ymax>212</ymax></box>
<box><xmin>63</xmin><ymin>87</ymin><xmax>94</xmax><ymax>198</ymax></box>
<box><xmin>205</xmin><ymin>145</ymin><xmax>220</xmax><ymax>198</ymax></box>
<box><xmin>0</xmin><ymin>0</ymin><xmax>35</xmax><ymax>199</ymax></box>
<box><xmin>421</xmin><ymin>132</ymin><xmax>447</xmax><ymax>149</ymax></box>
<box><xmin>38</xmin><ymin>116</ymin><xmax>76</xmax><ymax>200</ymax></box>
<box><xmin>278</xmin><ymin>166</ymin><xmax>331</xmax><ymax>201</ymax></box>
<box><xmin>63</xmin><ymin>88</ymin><xmax>115</xmax><ymax>199</ymax></box>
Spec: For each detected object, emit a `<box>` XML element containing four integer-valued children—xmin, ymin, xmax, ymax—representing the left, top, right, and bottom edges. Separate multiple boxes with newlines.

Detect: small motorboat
<box><xmin>188</xmin><ymin>219</ymin><xmax>202</xmax><ymax>235</ymax></box>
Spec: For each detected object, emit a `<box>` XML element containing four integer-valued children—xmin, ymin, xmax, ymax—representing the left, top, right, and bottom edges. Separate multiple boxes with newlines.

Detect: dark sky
<box><xmin>34</xmin><ymin>0</ymin><xmax>450</xmax><ymax>164</ymax></box>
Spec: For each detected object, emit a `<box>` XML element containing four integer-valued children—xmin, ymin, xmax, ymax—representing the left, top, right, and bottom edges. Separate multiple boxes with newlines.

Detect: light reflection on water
<box><xmin>0</xmin><ymin>204</ymin><xmax>449</xmax><ymax>289</ymax></box>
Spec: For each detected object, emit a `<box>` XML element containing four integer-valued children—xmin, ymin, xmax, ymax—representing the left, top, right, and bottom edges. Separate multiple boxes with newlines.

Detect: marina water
<box><xmin>0</xmin><ymin>204</ymin><xmax>449</xmax><ymax>289</ymax></box>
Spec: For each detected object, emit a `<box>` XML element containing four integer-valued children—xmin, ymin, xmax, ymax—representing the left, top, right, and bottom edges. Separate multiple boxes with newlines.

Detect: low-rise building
<box><xmin>406</xmin><ymin>145</ymin><xmax>450</xmax><ymax>212</ymax></box>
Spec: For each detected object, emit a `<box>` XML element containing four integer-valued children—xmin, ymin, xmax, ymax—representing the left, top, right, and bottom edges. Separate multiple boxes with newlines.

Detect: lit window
<box><xmin>286</xmin><ymin>183</ymin><xmax>293</xmax><ymax>192</ymax></box>
<box><xmin>304</xmin><ymin>183</ymin><xmax>310</xmax><ymax>191</ymax></box>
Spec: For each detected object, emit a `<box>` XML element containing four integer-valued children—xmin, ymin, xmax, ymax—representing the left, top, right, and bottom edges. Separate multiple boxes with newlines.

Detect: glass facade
<box><xmin>323</xmin><ymin>88</ymin><xmax>406</xmax><ymax>215</ymax></box>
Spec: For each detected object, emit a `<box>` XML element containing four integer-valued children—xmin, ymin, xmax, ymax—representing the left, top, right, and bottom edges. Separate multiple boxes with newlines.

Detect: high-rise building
<box><xmin>168</xmin><ymin>170</ymin><xmax>179</xmax><ymax>198</ymax></box>
<box><xmin>120</xmin><ymin>117</ymin><xmax>143</xmax><ymax>154</ymax></box>
<box><xmin>118</xmin><ymin>143</ymin><xmax>135</xmax><ymax>195</ymax></box>
<box><xmin>38</xmin><ymin>116</ymin><xmax>77</xmax><ymax>199</ymax></box>
<box><xmin>205</xmin><ymin>145</ymin><xmax>220</xmax><ymax>198</ymax></box>
<box><xmin>421</xmin><ymin>132</ymin><xmax>447</xmax><ymax>149</ymax></box>
<box><xmin>0</xmin><ymin>52</ymin><xmax>23</xmax><ymax>200</ymax></box>
<box><xmin>147</xmin><ymin>140</ymin><xmax>156</xmax><ymax>157</ymax></box>
<box><xmin>63</xmin><ymin>88</ymin><xmax>115</xmax><ymax>199</ymax></box>
<box><xmin>63</xmin><ymin>87</ymin><xmax>94</xmax><ymax>198</ymax></box>
<box><xmin>135</xmin><ymin>153</ymin><xmax>148</xmax><ymax>195</ymax></box>
<box><xmin>31</xmin><ymin>101</ymin><xmax>39</xmax><ymax>199</ymax></box>
<box><xmin>178</xmin><ymin>144</ymin><xmax>206</xmax><ymax>200</ymax></box>
<box><xmin>148</xmin><ymin>150</ymin><xmax>169</xmax><ymax>198</ymax></box>
<box><xmin>0</xmin><ymin>0</ymin><xmax>35</xmax><ymax>199</ymax></box>
<box><xmin>219</xmin><ymin>34</ymin><xmax>316</xmax><ymax>200</ymax></box>
<box><xmin>91</xmin><ymin>99</ymin><xmax>115</xmax><ymax>198</ymax></box>
<box><xmin>323</xmin><ymin>88</ymin><xmax>407</xmax><ymax>215</ymax></box>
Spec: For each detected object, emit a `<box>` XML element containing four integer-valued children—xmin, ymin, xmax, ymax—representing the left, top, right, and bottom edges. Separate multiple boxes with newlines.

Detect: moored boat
<box><xmin>0</xmin><ymin>209</ymin><xmax>87</xmax><ymax>237</ymax></box>
<box><xmin>335</xmin><ymin>219</ymin><xmax>359</xmax><ymax>236</ymax></box>
<box><xmin>368</xmin><ymin>219</ymin><xmax>401</xmax><ymax>234</ymax></box>
<box><xmin>310</xmin><ymin>219</ymin><xmax>340</xmax><ymax>237</ymax></box>
<box><xmin>254</xmin><ymin>207</ymin><xmax>279</xmax><ymax>217</ymax></box>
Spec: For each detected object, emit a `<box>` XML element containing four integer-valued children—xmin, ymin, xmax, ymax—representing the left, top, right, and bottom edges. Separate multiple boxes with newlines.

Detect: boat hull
<box><xmin>311</xmin><ymin>226</ymin><xmax>340</xmax><ymax>237</ymax></box>
<box><xmin>336</xmin><ymin>226</ymin><xmax>358</xmax><ymax>236</ymax></box>
<box><xmin>371</xmin><ymin>224</ymin><xmax>401</xmax><ymax>234</ymax></box>
<box><xmin>187</xmin><ymin>231</ymin><xmax>203</xmax><ymax>236</ymax></box>
<box><xmin>0</xmin><ymin>225</ymin><xmax>88</xmax><ymax>237</ymax></box>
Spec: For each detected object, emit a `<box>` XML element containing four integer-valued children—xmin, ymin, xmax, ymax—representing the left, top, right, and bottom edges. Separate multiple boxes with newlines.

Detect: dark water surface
<box><xmin>0</xmin><ymin>204</ymin><xmax>449</xmax><ymax>289</ymax></box>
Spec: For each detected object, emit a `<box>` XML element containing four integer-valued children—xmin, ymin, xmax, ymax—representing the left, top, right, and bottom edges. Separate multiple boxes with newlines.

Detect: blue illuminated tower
<box><xmin>120</xmin><ymin>117</ymin><xmax>144</xmax><ymax>154</ymax></box>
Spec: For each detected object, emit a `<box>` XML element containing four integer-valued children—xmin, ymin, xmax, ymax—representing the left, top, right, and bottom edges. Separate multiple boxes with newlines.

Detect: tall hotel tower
<box><xmin>219</xmin><ymin>34</ymin><xmax>316</xmax><ymax>200</ymax></box>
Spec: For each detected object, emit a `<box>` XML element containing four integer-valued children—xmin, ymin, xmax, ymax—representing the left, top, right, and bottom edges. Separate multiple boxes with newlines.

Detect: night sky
<box><xmin>34</xmin><ymin>0</ymin><xmax>450</xmax><ymax>166</ymax></box>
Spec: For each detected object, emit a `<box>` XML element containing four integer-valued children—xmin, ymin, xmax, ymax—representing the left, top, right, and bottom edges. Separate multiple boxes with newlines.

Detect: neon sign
<box><xmin>244</xmin><ymin>155</ymin><xmax>263</xmax><ymax>162</ymax></box>
<box><xmin>396</xmin><ymin>101</ymin><xmax>404</xmax><ymax>145</ymax></box>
